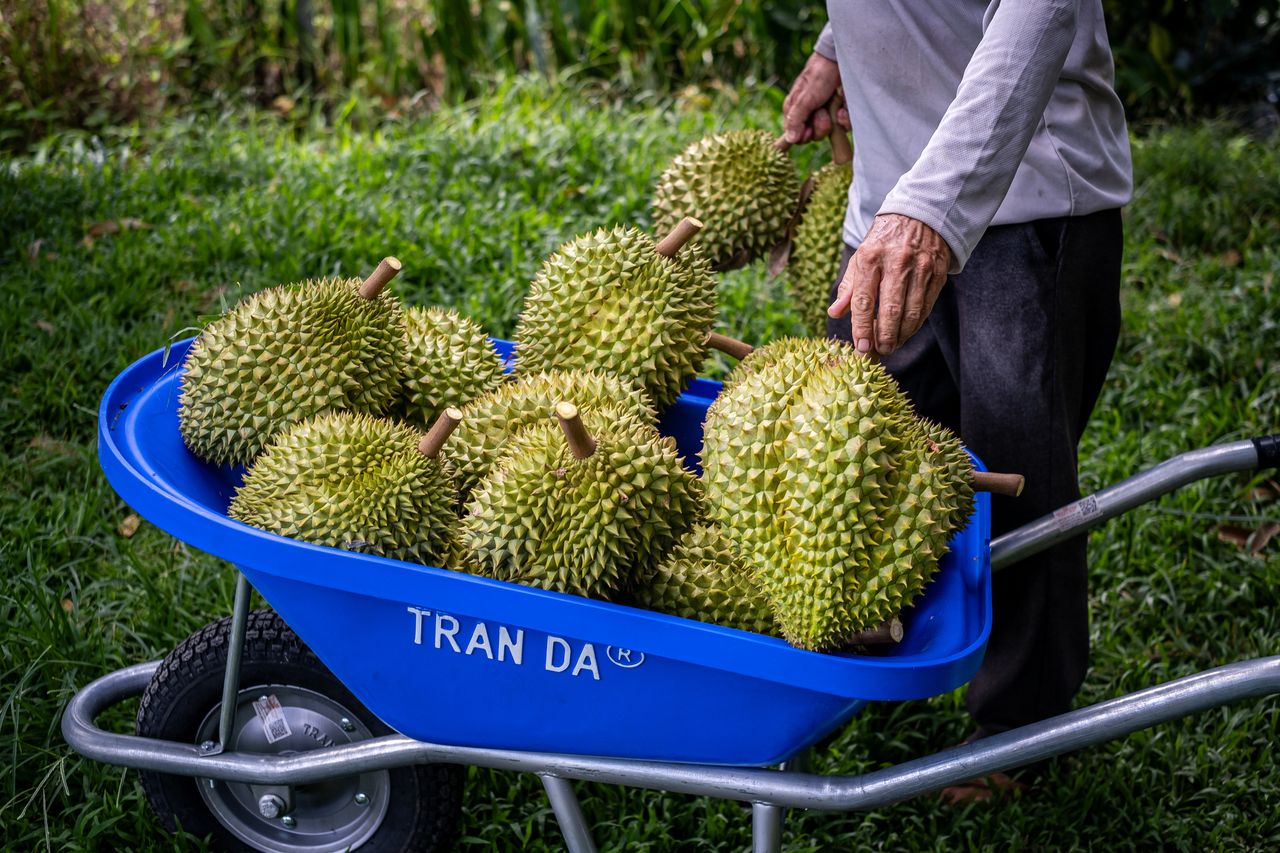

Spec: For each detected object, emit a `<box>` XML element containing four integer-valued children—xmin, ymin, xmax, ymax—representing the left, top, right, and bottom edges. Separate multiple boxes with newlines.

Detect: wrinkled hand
<box><xmin>782</xmin><ymin>53</ymin><xmax>848</xmax><ymax>145</ymax></box>
<box><xmin>828</xmin><ymin>214</ymin><xmax>952</xmax><ymax>356</ymax></box>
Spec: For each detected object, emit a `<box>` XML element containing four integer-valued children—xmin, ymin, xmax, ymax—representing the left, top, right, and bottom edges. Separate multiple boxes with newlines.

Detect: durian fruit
<box><xmin>513</xmin><ymin>218</ymin><xmax>716</xmax><ymax>409</ymax></box>
<box><xmin>461</xmin><ymin>403</ymin><xmax>701</xmax><ymax>600</ymax></box>
<box><xmin>228</xmin><ymin>408</ymin><xmax>462</xmax><ymax>566</ymax></box>
<box><xmin>447</xmin><ymin>369</ymin><xmax>655</xmax><ymax>501</ymax></box>
<box><xmin>701</xmin><ymin>343</ymin><xmax>915</xmax><ymax>650</ymax></box>
<box><xmin>634</xmin><ymin>524</ymin><xmax>777</xmax><ymax>635</ymax></box>
<box><xmin>399</xmin><ymin>306</ymin><xmax>505</xmax><ymax>430</ymax></box>
<box><xmin>180</xmin><ymin>258</ymin><xmax>405</xmax><ymax>467</ymax></box>
<box><xmin>653</xmin><ymin>129</ymin><xmax>800</xmax><ymax>270</ymax></box>
<box><xmin>787</xmin><ymin>146</ymin><xmax>852</xmax><ymax>335</ymax></box>
<box><xmin>704</xmin><ymin>340</ymin><xmax>1022</xmax><ymax>651</ymax></box>
<box><xmin>769</xmin><ymin>362</ymin><xmax>920</xmax><ymax>648</ymax></box>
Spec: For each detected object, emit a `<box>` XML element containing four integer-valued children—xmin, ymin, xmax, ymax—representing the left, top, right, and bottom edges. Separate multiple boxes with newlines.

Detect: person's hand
<box><xmin>782</xmin><ymin>53</ymin><xmax>847</xmax><ymax>145</ymax></box>
<box><xmin>828</xmin><ymin>214</ymin><xmax>952</xmax><ymax>356</ymax></box>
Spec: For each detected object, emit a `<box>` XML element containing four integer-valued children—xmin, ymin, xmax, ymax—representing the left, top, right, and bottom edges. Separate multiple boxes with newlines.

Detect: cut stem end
<box><xmin>555</xmin><ymin>402</ymin><xmax>597</xmax><ymax>460</ymax></box>
<box><xmin>848</xmin><ymin>617</ymin><xmax>904</xmax><ymax>646</ymax></box>
<box><xmin>359</xmin><ymin>256</ymin><xmax>402</xmax><ymax>299</ymax></box>
<box><xmin>972</xmin><ymin>471</ymin><xmax>1025</xmax><ymax>497</ymax></box>
<box><xmin>418</xmin><ymin>407</ymin><xmax>463</xmax><ymax>458</ymax></box>
<box><xmin>705</xmin><ymin>332</ymin><xmax>755</xmax><ymax>361</ymax></box>
<box><xmin>654</xmin><ymin>217</ymin><xmax>703</xmax><ymax>258</ymax></box>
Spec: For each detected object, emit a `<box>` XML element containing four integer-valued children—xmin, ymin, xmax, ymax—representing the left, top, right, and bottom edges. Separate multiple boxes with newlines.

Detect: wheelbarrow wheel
<box><xmin>136</xmin><ymin>608</ymin><xmax>463</xmax><ymax>852</ymax></box>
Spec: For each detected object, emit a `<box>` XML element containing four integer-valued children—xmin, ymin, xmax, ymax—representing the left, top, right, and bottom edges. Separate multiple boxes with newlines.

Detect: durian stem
<box><xmin>827</xmin><ymin>100</ymin><xmax>853</xmax><ymax>166</ymax></box>
<box><xmin>772</xmin><ymin>136</ymin><xmax>793</xmax><ymax>153</ymax></box>
<box><xmin>359</xmin><ymin>256</ymin><xmax>402</xmax><ymax>299</ymax></box>
<box><xmin>654</xmin><ymin>217</ymin><xmax>704</xmax><ymax>258</ymax></box>
<box><xmin>972</xmin><ymin>471</ymin><xmax>1026</xmax><ymax>497</ymax></box>
<box><xmin>418</xmin><ymin>407</ymin><xmax>463</xmax><ymax>458</ymax></box>
<box><xmin>555</xmin><ymin>402</ymin><xmax>597</xmax><ymax>460</ymax></box>
<box><xmin>849</xmin><ymin>617</ymin><xmax>904</xmax><ymax>646</ymax></box>
<box><xmin>705</xmin><ymin>332</ymin><xmax>755</xmax><ymax>361</ymax></box>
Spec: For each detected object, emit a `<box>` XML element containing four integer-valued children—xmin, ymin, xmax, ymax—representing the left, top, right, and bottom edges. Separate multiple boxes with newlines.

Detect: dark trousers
<box><xmin>827</xmin><ymin>208</ymin><xmax>1123</xmax><ymax>736</ymax></box>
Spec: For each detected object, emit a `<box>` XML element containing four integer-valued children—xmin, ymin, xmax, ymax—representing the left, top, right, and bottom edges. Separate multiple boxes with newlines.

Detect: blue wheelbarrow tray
<box><xmin>98</xmin><ymin>338</ymin><xmax>992</xmax><ymax>767</ymax></box>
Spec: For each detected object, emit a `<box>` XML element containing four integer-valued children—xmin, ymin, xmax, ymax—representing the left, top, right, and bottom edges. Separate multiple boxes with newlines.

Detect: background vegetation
<box><xmin>3</xmin><ymin>0</ymin><xmax>1280</xmax><ymax>149</ymax></box>
<box><xmin>1</xmin><ymin>82</ymin><xmax>1278</xmax><ymax>848</ymax></box>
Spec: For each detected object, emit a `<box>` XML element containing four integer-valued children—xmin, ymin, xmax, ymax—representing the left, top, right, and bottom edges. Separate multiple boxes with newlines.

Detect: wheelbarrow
<box><xmin>64</xmin><ymin>338</ymin><xmax>1280</xmax><ymax>851</ymax></box>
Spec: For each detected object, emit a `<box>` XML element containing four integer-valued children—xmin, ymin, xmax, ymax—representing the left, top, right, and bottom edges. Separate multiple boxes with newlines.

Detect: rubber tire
<box><xmin>136</xmin><ymin>609</ymin><xmax>464</xmax><ymax>852</ymax></box>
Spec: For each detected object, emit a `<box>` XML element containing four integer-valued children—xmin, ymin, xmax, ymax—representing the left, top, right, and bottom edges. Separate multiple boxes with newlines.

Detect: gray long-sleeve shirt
<box><xmin>814</xmin><ymin>0</ymin><xmax>1131</xmax><ymax>272</ymax></box>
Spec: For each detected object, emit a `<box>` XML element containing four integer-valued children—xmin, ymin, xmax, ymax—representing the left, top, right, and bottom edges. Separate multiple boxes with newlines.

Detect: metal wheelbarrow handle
<box><xmin>991</xmin><ymin>434</ymin><xmax>1279</xmax><ymax>572</ymax></box>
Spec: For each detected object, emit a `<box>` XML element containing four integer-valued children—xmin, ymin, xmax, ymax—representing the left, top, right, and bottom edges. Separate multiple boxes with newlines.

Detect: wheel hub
<box><xmin>194</xmin><ymin>684</ymin><xmax>391</xmax><ymax>853</ymax></box>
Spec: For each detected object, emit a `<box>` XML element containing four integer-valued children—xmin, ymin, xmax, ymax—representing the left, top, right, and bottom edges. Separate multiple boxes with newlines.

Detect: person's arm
<box><xmin>831</xmin><ymin>0</ymin><xmax>1079</xmax><ymax>355</ymax></box>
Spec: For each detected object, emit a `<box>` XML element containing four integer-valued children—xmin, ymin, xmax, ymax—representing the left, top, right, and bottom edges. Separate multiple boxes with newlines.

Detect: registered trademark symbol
<box><xmin>605</xmin><ymin>646</ymin><xmax>645</xmax><ymax>668</ymax></box>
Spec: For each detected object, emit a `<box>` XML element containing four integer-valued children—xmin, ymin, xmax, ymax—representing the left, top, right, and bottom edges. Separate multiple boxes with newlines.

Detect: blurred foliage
<box><xmin>1106</xmin><ymin>0</ymin><xmax>1280</xmax><ymax>123</ymax></box>
<box><xmin>1</xmin><ymin>0</ymin><xmax>1278</xmax><ymax>149</ymax></box>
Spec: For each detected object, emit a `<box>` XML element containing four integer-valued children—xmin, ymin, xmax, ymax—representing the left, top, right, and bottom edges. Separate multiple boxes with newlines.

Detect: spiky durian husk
<box><xmin>701</xmin><ymin>337</ymin><xmax>859</xmax><ymax>576</ymax></box>
<box><xmin>652</xmin><ymin>129</ymin><xmax>800</xmax><ymax>269</ymax></box>
<box><xmin>513</xmin><ymin>226</ymin><xmax>717</xmax><ymax>408</ymax></box>
<box><xmin>773</xmin><ymin>363</ymin><xmax>916</xmax><ymax>649</ymax></box>
<box><xmin>399</xmin><ymin>306</ymin><xmax>505</xmax><ymax>430</ymax></box>
<box><xmin>861</xmin><ymin>419</ymin><xmax>976</xmax><ymax>625</ymax></box>
<box><xmin>788</xmin><ymin>160</ymin><xmax>852</xmax><ymax>335</ymax></box>
<box><xmin>228</xmin><ymin>412</ymin><xmax>457</xmax><ymax>566</ymax></box>
<box><xmin>705</xmin><ymin>343</ymin><xmax>946</xmax><ymax>651</ymax></box>
<box><xmin>179</xmin><ymin>277</ymin><xmax>403</xmax><ymax>467</ymax></box>
<box><xmin>718</xmin><ymin>336</ymin><xmax>854</xmax><ymax>396</ymax></box>
<box><xmin>461</xmin><ymin>416</ymin><xmax>701</xmax><ymax>600</ymax></box>
<box><xmin>446</xmin><ymin>369</ymin><xmax>655</xmax><ymax>502</ymax></box>
<box><xmin>634</xmin><ymin>524</ymin><xmax>777</xmax><ymax>635</ymax></box>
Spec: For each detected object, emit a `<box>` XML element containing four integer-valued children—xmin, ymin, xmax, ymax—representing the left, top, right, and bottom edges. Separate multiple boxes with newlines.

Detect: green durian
<box><xmin>461</xmin><ymin>404</ymin><xmax>701</xmax><ymax>600</ymax></box>
<box><xmin>703</xmin><ymin>343</ymin><xmax>932</xmax><ymax>650</ymax></box>
<box><xmin>447</xmin><ymin>369</ymin><xmax>655</xmax><ymax>502</ymax></box>
<box><xmin>399</xmin><ymin>306</ymin><xmax>505</xmax><ymax>430</ymax></box>
<box><xmin>634</xmin><ymin>524</ymin><xmax>777</xmax><ymax>635</ymax></box>
<box><xmin>788</xmin><ymin>159</ymin><xmax>852</xmax><ymax>335</ymax></box>
<box><xmin>228</xmin><ymin>410</ymin><xmax>459</xmax><ymax>566</ymax></box>
<box><xmin>180</xmin><ymin>261</ymin><xmax>405</xmax><ymax>467</ymax></box>
<box><xmin>513</xmin><ymin>223</ymin><xmax>716</xmax><ymax>409</ymax></box>
<box><xmin>652</xmin><ymin>129</ymin><xmax>800</xmax><ymax>270</ymax></box>
<box><xmin>771</xmin><ymin>362</ymin><xmax>917</xmax><ymax>649</ymax></box>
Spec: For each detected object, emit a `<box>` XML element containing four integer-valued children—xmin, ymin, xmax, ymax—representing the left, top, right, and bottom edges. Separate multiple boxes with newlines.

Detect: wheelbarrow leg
<box><xmin>214</xmin><ymin>572</ymin><xmax>253</xmax><ymax>753</ymax></box>
<box><xmin>751</xmin><ymin>802</ymin><xmax>783</xmax><ymax>853</ymax></box>
<box><xmin>752</xmin><ymin>748</ymin><xmax>811</xmax><ymax>852</ymax></box>
<box><xmin>540</xmin><ymin>774</ymin><xmax>598</xmax><ymax>853</ymax></box>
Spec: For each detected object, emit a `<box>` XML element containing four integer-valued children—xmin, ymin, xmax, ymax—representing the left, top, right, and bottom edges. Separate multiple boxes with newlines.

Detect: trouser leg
<box><xmin>826</xmin><ymin>209</ymin><xmax>1123</xmax><ymax>735</ymax></box>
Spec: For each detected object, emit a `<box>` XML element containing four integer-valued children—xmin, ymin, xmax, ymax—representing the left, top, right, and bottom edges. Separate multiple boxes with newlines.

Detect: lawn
<box><xmin>2</xmin><ymin>81</ymin><xmax>1278</xmax><ymax>850</ymax></box>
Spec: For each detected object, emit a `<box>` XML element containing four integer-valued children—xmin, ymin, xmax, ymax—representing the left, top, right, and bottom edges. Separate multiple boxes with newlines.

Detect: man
<box><xmin>783</xmin><ymin>1</ymin><xmax>1132</xmax><ymax>800</ymax></box>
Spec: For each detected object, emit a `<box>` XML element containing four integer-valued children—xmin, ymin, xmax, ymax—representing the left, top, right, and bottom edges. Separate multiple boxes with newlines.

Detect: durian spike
<box><xmin>418</xmin><ymin>407</ymin><xmax>463</xmax><ymax>458</ymax></box>
<box><xmin>359</xmin><ymin>256</ymin><xmax>402</xmax><ymax>299</ymax></box>
<box><xmin>827</xmin><ymin>99</ymin><xmax>853</xmax><ymax>166</ymax></box>
<box><xmin>849</xmin><ymin>617</ymin><xmax>904</xmax><ymax>646</ymax></box>
<box><xmin>972</xmin><ymin>471</ymin><xmax>1025</xmax><ymax>497</ymax></box>
<box><xmin>654</xmin><ymin>216</ymin><xmax>704</xmax><ymax>258</ymax></box>
<box><xmin>555</xmin><ymin>402</ymin><xmax>597</xmax><ymax>460</ymax></box>
<box><xmin>705</xmin><ymin>332</ymin><xmax>755</xmax><ymax>361</ymax></box>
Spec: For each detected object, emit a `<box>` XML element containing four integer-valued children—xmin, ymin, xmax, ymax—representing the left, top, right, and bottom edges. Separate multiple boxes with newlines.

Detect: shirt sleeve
<box><xmin>877</xmin><ymin>0</ymin><xmax>1078</xmax><ymax>272</ymax></box>
<box><xmin>814</xmin><ymin>22</ymin><xmax>838</xmax><ymax>61</ymax></box>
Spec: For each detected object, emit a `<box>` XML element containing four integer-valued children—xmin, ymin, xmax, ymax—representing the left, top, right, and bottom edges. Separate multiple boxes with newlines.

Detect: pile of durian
<box><xmin>177</xmin><ymin>122</ymin><xmax>1017</xmax><ymax>654</ymax></box>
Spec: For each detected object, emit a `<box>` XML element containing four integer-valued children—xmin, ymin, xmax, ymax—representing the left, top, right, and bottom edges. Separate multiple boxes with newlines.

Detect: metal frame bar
<box><xmin>62</xmin><ymin>655</ymin><xmax>1280</xmax><ymax>812</ymax></box>
<box><xmin>991</xmin><ymin>439</ymin><xmax>1261</xmax><ymax>571</ymax></box>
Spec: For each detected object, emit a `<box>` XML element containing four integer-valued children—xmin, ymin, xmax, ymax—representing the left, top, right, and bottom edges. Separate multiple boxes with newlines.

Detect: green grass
<box><xmin>1</xmin><ymin>83</ymin><xmax>1278</xmax><ymax>850</ymax></box>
